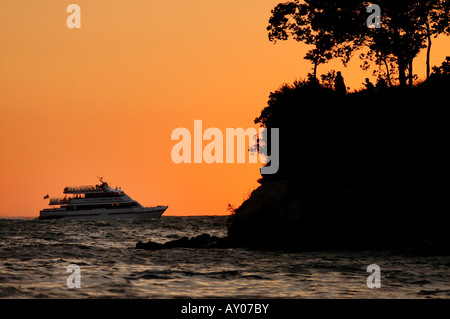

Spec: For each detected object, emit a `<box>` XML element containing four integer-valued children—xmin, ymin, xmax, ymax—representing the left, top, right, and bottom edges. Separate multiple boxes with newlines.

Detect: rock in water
<box><xmin>135</xmin><ymin>233</ymin><xmax>234</xmax><ymax>250</ymax></box>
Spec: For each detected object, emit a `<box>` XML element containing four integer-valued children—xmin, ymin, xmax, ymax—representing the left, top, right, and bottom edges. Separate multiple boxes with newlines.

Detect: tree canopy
<box><xmin>268</xmin><ymin>0</ymin><xmax>450</xmax><ymax>87</ymax></box>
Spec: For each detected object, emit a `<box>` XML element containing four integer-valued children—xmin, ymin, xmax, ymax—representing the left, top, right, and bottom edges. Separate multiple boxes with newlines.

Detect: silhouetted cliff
<box><xmin>227</xmin><ymin>71</ymin><xmax>450</xmax><ymax>254</ymax></box>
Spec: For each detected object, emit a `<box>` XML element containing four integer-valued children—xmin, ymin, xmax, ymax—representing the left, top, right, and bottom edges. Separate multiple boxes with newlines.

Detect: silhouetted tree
<box><xmin>434</xmin><ymin>56</ymin><xmax>450</xmax><ymax>72</ymax></box>
<box><xmin>414</xmin><ymin>0</ymin><xmax>450</xmax><ymax>79</ymax></box>
<box><xmin>268</xmin><ymin>0</ymin><xmax>450</xmax><ymax>87</ymax></box>
<box><xmin>359</xmin><ymin>50</ymin><xmax>397</xmax><ymax>87</ymax></box>
<box><xmin>267</xmin><ymin>1</ymin><xmax>354</xmax><ymax>79</ymax></box>
<box><xmin>320</xmin><ymin>70</ymin><xmax>336</xmax><ymax>89</ymax></box>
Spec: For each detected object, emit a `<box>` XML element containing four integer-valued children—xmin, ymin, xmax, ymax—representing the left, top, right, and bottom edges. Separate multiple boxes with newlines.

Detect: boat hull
<box><xmin>39</xmin><ymin>206</ymin><xmax>167</xmax><ymax>220</ymax></box>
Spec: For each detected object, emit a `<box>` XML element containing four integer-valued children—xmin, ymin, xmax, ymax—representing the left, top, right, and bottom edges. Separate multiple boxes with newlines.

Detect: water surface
<box><xmin>0</xmin><ymin>217</ymin><xmax>449</xmax><ymax>298</ymax></box>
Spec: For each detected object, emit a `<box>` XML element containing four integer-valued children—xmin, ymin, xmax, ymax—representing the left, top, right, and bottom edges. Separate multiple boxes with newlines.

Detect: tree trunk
<box><xmin>393</xmin><ymin>27</ymin><xmax>407</xmax><ymax>87</ymax></box>
<box><xmin>409</xmin><ymin>59</ymin><xmax>413</xmax><ymax>87</ymax></box>
<box><xmin>383</xmin><ymin>57</ymin><xmax>392</xmax><ymax>87</ymax></box>
<box><xmin>398</xmin><ymin>57</ymin><xmax>407</xmax><ymax>87</ymax></box>
<box><xmin>426</xmin><ymin>20</ymin><xmax>432</xmax><ymax>80</ymax></box>
<box><xmin>313</xmin><ymin>62</ymin><xmax>318</xmax><ymax>80</ymax></box>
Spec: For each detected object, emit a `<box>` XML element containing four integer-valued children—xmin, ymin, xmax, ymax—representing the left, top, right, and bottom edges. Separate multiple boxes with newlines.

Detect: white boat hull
<box><xmin>39</xmin><ymin>206</ymin><xmax>167</xmax><ymax>220</ymax></box>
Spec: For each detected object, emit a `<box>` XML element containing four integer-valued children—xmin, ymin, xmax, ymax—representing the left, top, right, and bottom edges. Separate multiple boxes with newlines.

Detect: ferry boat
<box><xmin>39</xmin><ymin>177</ymin><xmax>168</xmax><ymax>220</ymax></box>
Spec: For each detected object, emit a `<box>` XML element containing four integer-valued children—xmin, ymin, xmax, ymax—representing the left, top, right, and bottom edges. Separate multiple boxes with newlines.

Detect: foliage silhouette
<box><xmin>267</xmin><ymin>0</ymin><xmax>450</xmax><ymax>87</ymax></box>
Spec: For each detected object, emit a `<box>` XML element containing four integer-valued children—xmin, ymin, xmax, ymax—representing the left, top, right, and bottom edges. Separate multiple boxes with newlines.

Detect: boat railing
<box><xmin>64</xmin><ymin>185</ymin><xmax>102</xmax><ymax>194</ymax></box>
<box><xmin>49</xmin><ymin>197</ymin><xmax>70</xmax><ymax>205</ymax></box>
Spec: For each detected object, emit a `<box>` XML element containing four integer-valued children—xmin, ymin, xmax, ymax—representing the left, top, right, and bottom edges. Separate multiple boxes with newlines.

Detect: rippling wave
<box><xmin>0</xmin><ymin>217</ymin><xmax>449</xmax><ymax>298</ymax></box>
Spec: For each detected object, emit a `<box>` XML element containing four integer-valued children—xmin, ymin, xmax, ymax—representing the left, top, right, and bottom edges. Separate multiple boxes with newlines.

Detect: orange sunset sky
<box><xmin>0</xmin><ymin>1</ymin><xmax>449</xmax><ymax>217</ymax></box>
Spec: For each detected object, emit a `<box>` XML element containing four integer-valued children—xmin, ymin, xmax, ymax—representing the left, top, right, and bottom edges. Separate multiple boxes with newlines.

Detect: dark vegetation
<box><xmin>267</xmin><ymin>0</ymin><xmax>450</xmax><ymax>87</ymax></box>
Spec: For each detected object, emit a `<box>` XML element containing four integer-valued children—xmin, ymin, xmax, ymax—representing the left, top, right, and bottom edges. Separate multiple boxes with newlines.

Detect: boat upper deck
<box><xmin>63</xmin><ymin>181</ymin><xmax>122</xmax><ymax>195</ymax></box>
<box><xmin>63</xmin><ymin>185</ymin><xmax>114</xmax><ymax>194</ymax></box>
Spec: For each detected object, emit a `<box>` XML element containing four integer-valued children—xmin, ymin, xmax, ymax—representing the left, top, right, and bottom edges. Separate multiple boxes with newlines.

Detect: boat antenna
<box><xmin>97</xmin><ymin>176</ymin><xmax>104</xmax><ymax>183</ymax></box>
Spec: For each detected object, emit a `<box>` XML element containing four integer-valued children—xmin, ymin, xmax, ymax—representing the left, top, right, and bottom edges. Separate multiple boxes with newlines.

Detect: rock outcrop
<box><xmin>135</xmin><ymin>72</ymin><xmax>450</xmax><ymax>255</ymax></box>
<box><xmin>227</xmin><ymin>75</ymin><xmax>450</xmax><ymax>253</ymax></box>
<box><xmin>136</xmin><ymin>233</ymin><xmax>234</xmax><ymax>250</ymax></box>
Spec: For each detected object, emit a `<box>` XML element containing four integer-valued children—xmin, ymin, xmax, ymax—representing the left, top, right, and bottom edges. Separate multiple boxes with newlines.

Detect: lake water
<box><xmin>0</xmin><ymin>216</ymin><xmax>449</xmax><ymax>298</ymax></box>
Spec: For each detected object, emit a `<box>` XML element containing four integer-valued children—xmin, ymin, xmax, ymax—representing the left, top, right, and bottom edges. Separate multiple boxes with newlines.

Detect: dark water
<box><xmin>0</xmin><ymin>216</ymin><xmax>449</xmax><ymax>298</ymax></box>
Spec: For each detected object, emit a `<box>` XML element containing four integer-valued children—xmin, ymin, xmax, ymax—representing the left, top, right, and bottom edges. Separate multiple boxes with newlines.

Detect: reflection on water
<box><xmin>0</xmin><ymin>217</ymin><xmax>449</xmax><ymax>298</ymax></box>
